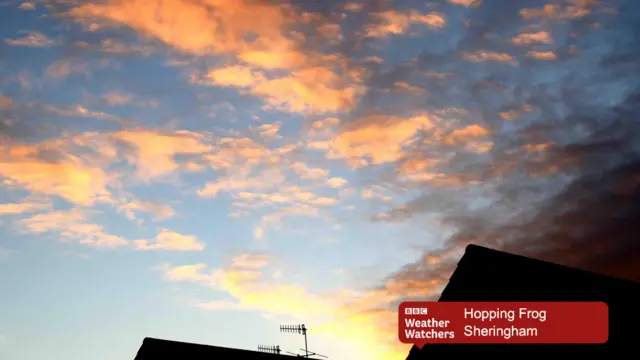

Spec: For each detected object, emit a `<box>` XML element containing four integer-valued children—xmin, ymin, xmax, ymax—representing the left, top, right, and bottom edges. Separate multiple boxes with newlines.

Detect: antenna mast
<box><xmin>280</xmin><ymin>324</ymin><xmax>309</xmax><ymax>357</ymax></box>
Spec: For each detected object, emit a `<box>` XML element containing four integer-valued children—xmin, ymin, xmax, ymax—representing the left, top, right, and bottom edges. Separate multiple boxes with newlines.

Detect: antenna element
<box><xmin>257</xmin><ymin>345</ymin><xmax>281</xmax><ymax>355</ymax></box>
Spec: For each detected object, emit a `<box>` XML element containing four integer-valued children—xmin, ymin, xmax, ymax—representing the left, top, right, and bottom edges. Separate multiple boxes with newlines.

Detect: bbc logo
<box><xmin>405</xmin><ymin>307</ymin><xmax>428</xmax><ymax>315</ymax></box>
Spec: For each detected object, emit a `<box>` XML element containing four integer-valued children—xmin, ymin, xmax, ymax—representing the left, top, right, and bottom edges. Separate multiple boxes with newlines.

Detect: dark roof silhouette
<box><xmin>406</xmin><ymin>244</ymin><xmax>640</xmax><ymax>358</ymax></box>
<box><xmin>135</xmin><ymin>337</ymin><xmax>299</xmax><ymax>359</ymax></box>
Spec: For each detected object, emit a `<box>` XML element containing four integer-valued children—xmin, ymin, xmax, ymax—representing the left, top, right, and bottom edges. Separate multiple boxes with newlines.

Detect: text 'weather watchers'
<box><xmin>398</xmin><ymin>302</ymin><xmax>608</xmax><ymax>347</ymax></box>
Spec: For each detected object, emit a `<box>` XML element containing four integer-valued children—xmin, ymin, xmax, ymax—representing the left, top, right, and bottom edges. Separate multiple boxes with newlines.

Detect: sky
<box><xmin>0</xmin><ymin>0</ymin><xmax>639</xmax><ymax>359</ymax></box>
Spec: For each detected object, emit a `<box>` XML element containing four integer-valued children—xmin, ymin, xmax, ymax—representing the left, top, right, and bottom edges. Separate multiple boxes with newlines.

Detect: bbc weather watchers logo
<box><xmin>405</xmin><ymin>307</ymin><xmax>429</xmax><ymax>315</ymax></box>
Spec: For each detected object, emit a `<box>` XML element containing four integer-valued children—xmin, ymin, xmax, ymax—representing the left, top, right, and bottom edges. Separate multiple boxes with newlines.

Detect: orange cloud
<box><xmin>343</xmin><ymin>2</ymin><xmax>364</xmax><ymax>12</ymax></box>
<box><xmin>512</xmin><ymin>31</ymin><xmax>553</xmax><ymax>45</ymax></box>
<box><xmin>397</xmin><ymin>158</ymin><xmax>444</xmax><ymax>183</ymax></box>
<box><xmin>204</xmin><ymin>136</ymin><xmax>278</xmax><ymax>170</ymax></box>
<box><xmin>527</xmin><ymin>50</ymin><xmax>558</xmax><ymax>60</ymax></box>
<box><xmin>201</xmin><ymin>65</ymin><xmax>362</xmax><ymax>114</ymax></box>
<box><xmin>67</xmin><ymin>0</ymin><xmax>365</xmax><ymax>114</ymax></box>
<box><xmin>19</xmin><ymin>209</ymin><xmax>127</xmax><ymax>248</ymax></box>
<box><xmin>251</xmin><ymin>123</ymin><xmax>282</xmax><ymax>139</ymax></box>
<box><xmin>66</xmin><ymin>0</ymin><xmax>295</xmax><ymax>57</ymax></box>
<box><xmin>365</xmin><ymin>10</ymin><xmax>446</xmax><ymax>38</ymax></box>
<box><xmin>204</xmin><ymin>66</ymin><xmax>267</xmax><ymax>88</ymax></box>
<box><xmin>393</xmin><ymin>81</ymin><xmax>427</xmax><ymax>94</ymax></box>
<box><xmin>135</xmin><ymin>229</ymin><xmax>205</xmax><ymax>251</ymax></box>
<box><xmin>361</xmin><ymin>186</ymin><xmax>394</xmax><ymax>203</ymax></box>
<box><xmin>499</xmin><ymin>110</ymin><xmax>520</xmax><ymax>120</ymax></box>
<box><xmin>0</xmin><ymin>142</ymin><xmax>113</xmax><ymax>206</ymax></box>
<box><xmin>327</xmin><ymin>177</ymin><xmax>348</xmax><ymax>188</ymax></box>
<box><xmin>317</xmin><ymin>23</ymin><xmax>343</xmax><ymax>43</ymax></box>
<box><xmin>442</xmin><ymin>124</ymin><xmax>493</xmax><ymax>153</ymax></box>
<box><xmin>19</xmin><ymin>2</ymin><xmax>36</xmax><ymax>10</ymax></box>
<box><xmin>0</xmin><ymin>95</ymin><xmax>14</xmax><ymax>109</ymax></box>
<box><xmin>326</xmin><ymin>114</ymin><xmax>433</xmax><ymax>167</ymax></box>
<box><xmin>521</xmin><ymin>3</ymin><xmax>592</xmax><ymax>20</ymax></box>
<box><xmin>112</xmin><ymin>130</ymin><xmax>213</xmax><ymax>180</ymax></box>
<box><xmin>238</xmin><ymin>50</ymin><xmax>308</xmax><ymax>70</ymax></box>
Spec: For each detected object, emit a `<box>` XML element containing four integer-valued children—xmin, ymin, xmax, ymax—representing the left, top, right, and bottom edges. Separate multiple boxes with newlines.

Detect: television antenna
<box><xmin>279</xmin><ymin>324</ymin><xmax>329</xmax><ymax>358</ymax></box>
<box><xmin>257</xmin><ymin>345</ymin><xmax>281</xmax><ymax>355</ymax></box>
<box><xmin>280</xmin><ymin>324</ymin><xmax>308</xmax><ymax>357</ymax></box>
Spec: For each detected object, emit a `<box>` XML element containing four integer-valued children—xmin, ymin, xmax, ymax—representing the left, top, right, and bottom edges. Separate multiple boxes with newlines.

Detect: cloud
<box><xmin>0</xmin><ymin>140</ymin><xmax>113</xmax><ymax>206</ymax></box>
<box><xmin>520</xmin><ymin>2</ymin><xmax>593</xmax><ymax>20</ymax></box>
<box><xmin>5</xmin><ymin>31</ymin><xmax>53</xmax><ymax>47</ymax></box>
<box><xmin>97</xmin><ymin>38</ymin><xmax>154</xmax><ymax>56</ymax></box>
<box><xmin>253</xmin><ymin>226</ymin><xmax>264</xmax><ymax>240</ymax></box>
<box><xmin>256</xmin><ymin>204</ymin><xmax>324</xmax><ymax>236</ymax></box>
<box><xmin>526</xmin><ymin>50</ymin><xmax>558</xmax><ymax>60</ymax></box>
<box><xmin>448</xmin><ymin>0</ymin><xmax>481</xmax><ymax>6</ymax></box>
<box><xmin>65</xmin><ymin>0</ymin><xmax>296</xmax><ymax>57</ymax></box>
<box><xmin>234</xmin><ymin>187</ymin><xmax>339</xmax><ymax>208</ymax></box>
<box><xmin>462</xmin><ymin>50</ymin><xmax>518</xmax><ymax>65</ymax></box>
<box><xmin>65</xmin><ymin>0</ymin><xmax>364</xmax><ymax>114</ymax></box>
<box><xmin>19</xmin><ymin>209</ymin><xmax>128</xmax><ymax>248</ymax></box>
<box><xmin>102</xmin><ymin>91</ymin><xmax>133</xmax><ymax>106</ymax></box>
<box><xmin>327</xmin><ymin>177</ymin><xmax>348</xmax><ymax>188</ymax></box>
<box><xmin>3</xmin><ymin>1</ymin><xmax>638</xmax><ymax>358</ymax></box>
<box><xmin>231</xmin><ymin>253</ymin><xmax>270</xmax><ymax>269</ymax></box>
<box><xmin>291</xmin><ymin>162</ymin><xmax>329</xmax><ymax>180</ymax></box>
<box><xmin>135</xmin><ymin>229</ymin><xmax>205</xmax><ymax>251</ymax></box>
<box><xmin>199</xmin><ymin>65</ymin><xmax>362</xmax><ymax>114</ymax></box>
<box><xmin>0</xmin><ymin>197</ymin><xmax>51</xmax><ymax>215</ymax></box>
<box><xmin>161</xmin><ymin>254</ymin><xmax>412</xmax><ymax>360</ymax></box>
<box><xmin>112</xmin><ymin>130</ymin><xmax>213</xmax><ymax>181</ymax></box>
<box><xmin>324</xmin><ymin>114</ymin><xmax>434</xmax><ymax>167</ymax></box>
<box><xmin>343</xmin><ymin>2</ymin><xmax>364</xmax><ymax>13</ymax></box>
<box><xmin>117</xmin><ymin>199</ymin><xmax>175</xmax><ymax>221</ymax></box>
<box><xmin>204</xmin><ymin>66</ymin><xmax>267</xmax><ymax>88</ymax></box>
<box><xmin>251</xmin><ymin>122</ymin><xmax>282</xmax><ymax>139</ymax></box>
<box><xmin>0</xmin><ymin>95</ymin><xmax>14</xmax><ymax>110</ymax></box>
<box><xmin>43</xmin><ymin>104</ymin><xmax>127</xmax><ymax>123</ymax></box>
<box><xmin>365</xmin><ymin>10</ymin><xmax>446</xmax><ymax>38</ymax></box>
<box><xmin>44</xmin><ymin>59</ymin><xmax>89</xmax><ymax>79</ymax></box>
<box><xmin>393</xmin><ymin>81</ymin><xmax>427</xmax><ymax>95</ymax></box>
<box><xmin>18</xmin><ymin>2</ymin><xmax>36</xmax><ymax>11</ymax></box>
<box><xmin>237</xmin><ymin>49</ymin><xmax>308</xmax><ymax>71</ymax></box>
<box><xmin>353</xmin><ymin>0</ymin><xmax>640</xmax><ymax>317</ymax></box>
<box><xmin>511</xmin><ymin>31</ymin><xmax>553</xmax><ymax>45</ymax></box>
<box><xmin>198</xmin><ymin>168</ymin><xmax>286</xmax><ymax>198</ymax></box>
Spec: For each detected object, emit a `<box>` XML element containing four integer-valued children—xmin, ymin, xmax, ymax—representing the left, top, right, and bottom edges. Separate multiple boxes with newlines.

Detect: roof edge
<box><xmin>462</xmin><ymin>244</ymin><xmax>639</xmax><ymax>285</ymax></box>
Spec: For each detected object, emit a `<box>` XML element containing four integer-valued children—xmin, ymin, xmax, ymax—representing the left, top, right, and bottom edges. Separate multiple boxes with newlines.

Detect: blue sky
<box><xmin>1</xmin><ymin>0</ymin><xmax>639</xmax><ymax>359</ymax></box>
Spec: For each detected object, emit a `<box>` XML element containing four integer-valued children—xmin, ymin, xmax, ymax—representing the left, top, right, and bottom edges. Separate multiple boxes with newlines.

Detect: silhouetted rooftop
<box><xmin>135</xmin><ymin>337</ymin><xmax>299</xmax><ymax>359</ymax></box>
<box><xmin>407</xmin><ymin>244</ymin><xmax>640</xmax><ymax>358</ymax></box>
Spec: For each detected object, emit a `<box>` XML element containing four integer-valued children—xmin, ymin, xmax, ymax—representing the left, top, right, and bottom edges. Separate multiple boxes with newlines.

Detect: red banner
<box><xmin>398</xmin><ymin>302</ymin><xmax>608</xmax><ymax>347</ymax></box>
